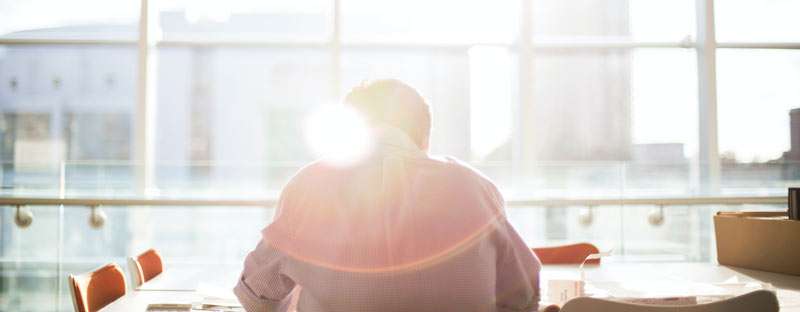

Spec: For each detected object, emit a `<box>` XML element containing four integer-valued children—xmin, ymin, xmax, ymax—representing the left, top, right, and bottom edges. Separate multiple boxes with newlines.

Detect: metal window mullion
<box><xmin>717</xmin><ymin>42</ymin><xmax>800</xmax><ymax>49</ymax></box>
<box><xmin>695</xmin><ymin>0</ymin><xmax>720</xmax><ymax>194</ymax></box>
<box><xmin>516</xmin><ymin>0</ymin><xmax>534</xmax><ymax>192</ymax></box>
<box><xmin>331</xmin><ymin>0</ymin><xmax>342</xmax><ymax>100</ymax></box>
<box><xmin>5</xmin><ymin>38</ymin><xmax>800</xmax><ymax>51</ymax></box>
<box><xmin>135</xmin><ymin>0</ymin><xmax>157</xmax><ymax>194</ymax></box>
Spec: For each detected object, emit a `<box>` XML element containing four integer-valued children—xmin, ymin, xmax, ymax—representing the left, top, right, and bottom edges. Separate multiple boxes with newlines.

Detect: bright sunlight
<box><xmin>304</xmin><ymin>104</ymin><xmax>373</xmax><ymax>165</ymax></box>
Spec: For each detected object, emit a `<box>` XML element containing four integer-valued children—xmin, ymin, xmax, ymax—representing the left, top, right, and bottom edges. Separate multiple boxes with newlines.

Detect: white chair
<box><xmin>559</xmin><ymin>290</ymin><xmax>778</xmax><ymax>312</ymax></box>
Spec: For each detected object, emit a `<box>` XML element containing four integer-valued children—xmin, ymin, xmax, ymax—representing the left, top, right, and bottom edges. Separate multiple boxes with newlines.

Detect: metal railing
<box><xmin>0</xmin><ymin>195</ymin><xmax>786</xmax><ymax>208</ymax></box>
<box><xmin>2</xmin><ymin>194</ymin><xmax>787</xmax><ymax>229</ymax></box>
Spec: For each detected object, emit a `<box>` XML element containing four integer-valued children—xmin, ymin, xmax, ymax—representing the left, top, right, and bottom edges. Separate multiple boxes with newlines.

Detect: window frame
<box><xmin>1</xmin><ymin>0</ymin><xmax>798</xmax><ymax>195</ymax></box>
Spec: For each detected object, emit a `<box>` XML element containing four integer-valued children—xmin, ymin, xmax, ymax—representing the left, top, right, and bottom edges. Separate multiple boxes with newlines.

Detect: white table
<box><xmin>101</xmin><ymin>262</ymin><xmax>800</xmax><ymax>311</ymax></box>
<box><xmin>135</xmin><ymin>264</ymin><xmax>241</xmax><ymax>291</ymax></box>
<box><xmin>541</xmin><ymin>262</ymin><xmax>800</xmax><ymax>310</ymax></box>
<box><xmin>100</xmin><ymin>291</ymin><xmax>204</xmax><ymax>312</ymax></box>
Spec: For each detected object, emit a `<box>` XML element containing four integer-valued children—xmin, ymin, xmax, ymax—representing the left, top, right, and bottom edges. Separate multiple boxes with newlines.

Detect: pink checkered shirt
<box><xmin>235</xmin><ymin>128</ymin><xmax>540</xmax><ymax>312</ymax></box>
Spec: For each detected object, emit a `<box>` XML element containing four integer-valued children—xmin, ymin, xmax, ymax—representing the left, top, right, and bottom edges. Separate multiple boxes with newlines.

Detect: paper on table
<box><xmin>579</xmin><ymin>250</ymin><xmax>613</xmax><ymax>281</ymax></box>
<box><xmin>614</xmin><ymin>296</ymin><xmax>698</xmax><ymax>306</ymax></box>
<box><xmin>586</xmin><ymin>279</ymin><xmax>774</xmax><ymax>304</ymax></box>
<box><xmin>146</xmin><ymin>303</ymin><xmax>192</xmax><ymax>311</ymax></box>
<box><xmin>546</xmin><ymin>250</ymin><xmax>613</xmax><ymax>305</ymax></box>
<box><xmin>548</xmin><ymin>279</ymin><xmax>585</xmax><ymax>304</ymax></box>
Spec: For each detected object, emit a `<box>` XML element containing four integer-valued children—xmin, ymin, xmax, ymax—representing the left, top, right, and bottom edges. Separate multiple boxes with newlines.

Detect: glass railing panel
<box><xmin>56</xmin><ymin>204</ymin><xmax>275</xmax><ymax>311</ymax></box>
<box><xmin>132</xmin><ymin>206</ymin><xmax>274</xmax><ymax>265</ymax></box>
<box><xmin>0</xmin><ymin>205</ymin><xmax>62</xmax><ymax>312</ymax></box>
<box><xmin>151</xmin><ymin>163</ymin><xmax>291</xmax><ymax>198</ymax></box>
<box><xmin>512</xmin><ymin>162</ymin><xmax>626</xmax><ymax>199</ymax></box>
<box><xmin>506</xmin><ymin>205</ymin><xmax>623</xmax><ymax>256</ymax></box>
<box><xmin>0</xmin><ymin>163</ymin><xmax>62</xmax><ymax>197</ymax></box>
<box><xmin>58</xmin><ymin>205</ymin><xmax>130</xmax><ymax>311</ymax></box>
<box><xmin>719</xmin><ymin>161</ymin><xmax>800</xmax><ymax>196</ymax></box>
<box><xmin>623</xmin><ymin>162</ymin><xmax>694</xmax><ymax>197</ymax></box>
<box><xmin>0</xmin><ymin>160</ymin><xmax>795</xmax><ymax>311</ymax></box>
<box><xmin>62</xmin><ymin>162</ymin><xmax>136</xmax><ymax>197</ymax></box>
<box><xmin>619</xmin><ymin>205</ymin><xmax>708</xmax><ymax>261</ymax></box>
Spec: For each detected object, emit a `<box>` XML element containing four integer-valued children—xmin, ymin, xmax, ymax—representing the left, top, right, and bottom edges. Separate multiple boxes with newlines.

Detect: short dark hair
<box><xmin>344</xmin><ymin>79</ymin><xmax>431</xmax><ymax>149</ymax></box>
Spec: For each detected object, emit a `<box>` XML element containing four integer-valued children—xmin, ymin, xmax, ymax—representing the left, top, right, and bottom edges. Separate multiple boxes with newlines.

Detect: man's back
<box><xmin>235</xmin><ymin>80</ymin><xmax>539</xmax><ymax>312</ymax></box>
<box><xmin>236</xmin><ymin>139</ymin><xmax>540</xmax><ymax>312</ymax></box>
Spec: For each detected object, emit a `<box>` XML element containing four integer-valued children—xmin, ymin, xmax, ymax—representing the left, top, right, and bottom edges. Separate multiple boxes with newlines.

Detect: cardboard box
<box><xmin>714</xmin><ymin>211</ymin><xmax>800</xmax><ymax>275</ymax></box>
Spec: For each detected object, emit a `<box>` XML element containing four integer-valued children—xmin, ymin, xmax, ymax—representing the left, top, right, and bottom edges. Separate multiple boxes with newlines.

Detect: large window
<box><xmin>0</xmin><ymin>0</ymin><xmax>139</xmax><ymax>195</ymax></box>
<box><xmin>0</xmin><ymin>2</ymin><xmax>139</xmax><ymax>311</ymax></box>
<box><xmin>1</xmin><ymin>1</ymin><xmax>799</xmax><ymax>310</ymax></box>
<box><xmin>715</xmin><ymin>0</ymin><xmax>800</xmax><ymax>42</ymax></box>
<box><xmin>5</xmin><ymin>0</ymin><xmax>799</xmax><ymax>197</ymax></box>
<box><xmin>714</xmin><ymin>0</ymin><xmax>800</xmax><ymax>194</ymax></box>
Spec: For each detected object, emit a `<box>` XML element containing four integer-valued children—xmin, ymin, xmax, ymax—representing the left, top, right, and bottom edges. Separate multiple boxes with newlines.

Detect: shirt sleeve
<box><xmin>494</xmin><ymin>217</ymin><xmax>541</xmax><ymax>311</ymax></box>
<box><xmin>234</xmin><ymin>241</ymin><xmax>296</xmax><ymax>312</ymax></box>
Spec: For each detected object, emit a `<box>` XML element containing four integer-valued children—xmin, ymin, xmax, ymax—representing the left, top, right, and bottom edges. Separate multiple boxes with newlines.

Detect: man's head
<box><xmin>344</xmin><ymin>79</ymin><xmax>431</xmax><ymax>151</ymax></box>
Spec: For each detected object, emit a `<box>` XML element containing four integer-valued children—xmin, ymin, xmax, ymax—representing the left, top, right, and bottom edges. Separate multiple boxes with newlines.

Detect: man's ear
<box><xmin>419</xmin><ymin>133</ymin><xmax>430</xmax><ymax>152</ymax></box>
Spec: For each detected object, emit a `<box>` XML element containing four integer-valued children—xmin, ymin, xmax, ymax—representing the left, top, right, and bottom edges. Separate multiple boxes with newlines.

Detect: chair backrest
<box><xmin>126</xmin><ymin>256</ymin><xmax>143</xmax><ymax>288</ymax></box>
<box><xmin>560</xmin><ymin>290</ymin><xmax>779</xmax><ymax>312</ymax></box>
<box><xmin>532</xmin><ymin>243</ymin><xmax>600</xmax><ymax>265</ymax></box>
<box><xmin>128</xmin><ymin>248</ymin><xmax>163</xmax><ymax>287</ymax></box>
<box><xmin>68</xmin><ymin>263</ymin><xmax>127</xmax><ymax>312</ymax></box>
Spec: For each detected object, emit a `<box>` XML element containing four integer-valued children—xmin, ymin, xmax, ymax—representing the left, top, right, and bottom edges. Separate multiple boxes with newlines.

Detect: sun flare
<box><xmin>304</xmin><ymin>105</ymin><xmax>373</xmax><ymax>165</ymax></box>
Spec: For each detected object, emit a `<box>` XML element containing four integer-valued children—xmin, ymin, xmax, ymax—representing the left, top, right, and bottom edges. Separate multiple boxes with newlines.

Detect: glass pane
<box><xmin>718</xmin><ymin>50</ymin><xmax>800</xmax><ymax>163</ymax></box>
<box><xmin>507</xmin><ymin>205</ymin><xmax>622</xmax><ymax>254</ymax></box>
<box><xmin>717</xmin><ymin>49</ymin><xmax>800</xmax><ymax>194</ymax></box>
<box><xmin>157</xmin><ymin>0</ymin><xmax>330</xmax><ymax>41</ymax></box>
<box><xmin>628</xmin><ymin>49</ymin><xmax>697</xmax><ymax>196</ymax></box>
<box><xmin>0</xmin><ymin>45</ymin><xmax>137</xmax><ymax>196</ymax></box>
<box><xmin>716</xmin><ymin>0</ymin><xmax>800</xmax><ymax>42</ymax></box>
<box><xmin>530</xmin><ymin>49</ymin><xmax>631</xmax><ymax>164</ymax></box>
<box><xmin>60</xmin><ymin>205</ymin><xmax>129</xmax><ymax>311</ymax></box>
<box><xmin>342</xmin><ymin>49</ymin><xmax>470</xmax><ymax>156</ymax></box>
<box><xmin>132</xmin><ymin>206</ymin><xmax>270</xmax><ymax>265</ymax></box>
<box><xmin>342</xmin><ymin>48</ymin><xmax>519</xmax><ymax>183</ymax></box>
<box><xmin>532</xmin><ymin>0</ymin><xmax>695</xmax><ymax>41</ymax></box>
<box><xmin>528</xmin><ymin>48</ymin><xmax>697</xmax><ymax>196</ymax></box>
<box><xmin>0</xmin><ymin>0</ymin><xmax>139</xmax><ymax>39</ymax></box>
<box><xmin>0</xmin><ymin>206</ymin><xmax>61</xmax><ymax>312</ymax></box>
<box><xmin>621</xmin><ymin>205</ymin><xmax>711</xmax><ymax>261</ymax></box>
<box><xmin>155</xmin><ymin>47</ymin><xmax>331</xmax><ymax>195</ymax></box>
<box><xmin>341</xmin><ymin>0</ymin><xmax>520</xmax><ymax>44</ymax></box>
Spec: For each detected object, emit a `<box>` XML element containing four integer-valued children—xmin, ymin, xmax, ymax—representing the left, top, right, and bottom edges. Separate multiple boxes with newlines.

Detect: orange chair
<box><xmin>68</xmin><ymin>263</ymin><xmax>127</xmax><ymax>312</ymax></box>
<box><xmin>127</xmin><ymin>248</ymin><xmax>164</xmax><ymax>287</ymax></box>
<box><xmin>532</xmin><ymin>243</ymin><xmax>600</xmax><ymax>265</ymax></box>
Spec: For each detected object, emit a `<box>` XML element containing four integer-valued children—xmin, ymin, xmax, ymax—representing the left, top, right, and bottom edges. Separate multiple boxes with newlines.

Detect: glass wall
<box><xmin>1</xmin><ymin>1</ymin><xmax>139</xmax><ymax>310</ymax></box>
<box><xmin>1</xmin><ymin>0</ymin><xmax>799</xmax><ymax>311</ymax></box>
<box><xmin>715</xmin><ymin>0</ymin><xmax>800</xmax><ymax>194</ymax></box>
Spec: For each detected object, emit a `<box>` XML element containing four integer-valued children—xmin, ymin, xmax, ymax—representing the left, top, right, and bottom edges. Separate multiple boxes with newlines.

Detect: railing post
<box><xmin>579</xmin><ymin>206</ymin><xmax>594</xmax><ymax>227</ymax></box>
<box><xmin>13</xmin><ymin>205</ymin><xmax>32</xmax><ymax>228</ymax></box>
<box><xmin>89</xmin><ymin>205</ymin><xmax>107</xmax><ymax>229</ymax></box>
<box><xmin>57</xmin><ymin>161</ymin><xmax>65</xmax><ymax>310</ymax></box>
<box><xmin>648</xmin><ymin>205</ymin><xmax>665</xmax><ymax>226</ymax></box>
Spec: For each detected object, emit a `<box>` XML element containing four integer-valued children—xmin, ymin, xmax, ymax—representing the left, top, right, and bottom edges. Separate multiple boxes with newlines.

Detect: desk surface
<box><xmin>101</xmin><ymin>262</ymin><xmax>800</xmax><ymax>312</ymax></box>
<box><xmin>135</xmin><ymin>264</ymin><xmax>241</xmax><ymax>291</ymax></box>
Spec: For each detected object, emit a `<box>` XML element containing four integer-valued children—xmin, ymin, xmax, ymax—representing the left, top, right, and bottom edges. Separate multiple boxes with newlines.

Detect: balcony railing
<box><xmin>0</xmin><ymin>161</ymin><xmax>792</xmax><ymax>311</ymax></box>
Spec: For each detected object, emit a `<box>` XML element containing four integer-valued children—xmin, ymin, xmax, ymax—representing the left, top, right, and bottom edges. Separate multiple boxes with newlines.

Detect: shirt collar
<box><xmin>373</xmin><ymin>125</ymin><xmax>426</xmax><ymax>159</ymax></box>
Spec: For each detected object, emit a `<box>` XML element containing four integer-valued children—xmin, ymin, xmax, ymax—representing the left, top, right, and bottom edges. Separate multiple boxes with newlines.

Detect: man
<box><xmin>234</xmin><ymin>79</ymin><xmax>540</xmax><ymax>312</ymax></box>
